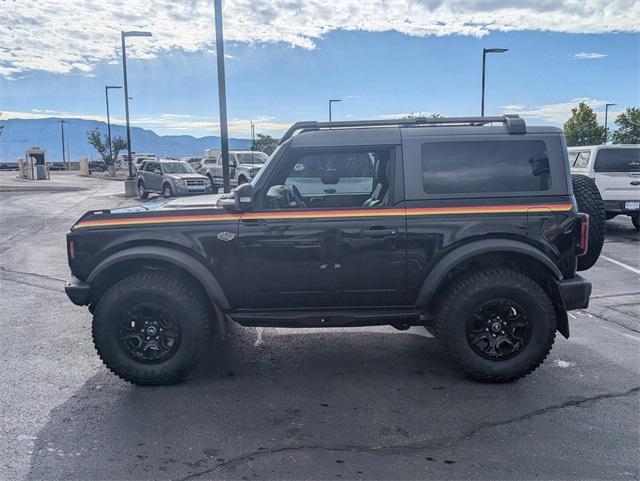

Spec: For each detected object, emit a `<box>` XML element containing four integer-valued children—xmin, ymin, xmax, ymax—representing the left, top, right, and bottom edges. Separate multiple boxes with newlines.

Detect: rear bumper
<box><xmin>557</xmin><ymin>275</ymin><xmax>592</xmax><ymax>311</ymax></box>
<box><xmin>604</xmin><ymin>200</ymin><xmax>639</xmax><ymax>215</ymax></box>
<box><xmin>65</xmin><ymin>276</ymin><xmax>91</xmax><ymax>306</ymax></box>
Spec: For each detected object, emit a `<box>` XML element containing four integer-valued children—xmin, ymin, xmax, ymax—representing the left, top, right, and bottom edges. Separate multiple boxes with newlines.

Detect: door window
<box><xmin>260</xmin><ymin>147</ymin><xmax>392</xmax><ymax>209</ymax></box>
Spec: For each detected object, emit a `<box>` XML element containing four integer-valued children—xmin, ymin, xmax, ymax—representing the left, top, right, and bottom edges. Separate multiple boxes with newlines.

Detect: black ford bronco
<box><xmin>65</xmin><ymin>115</ymin><xmax>601</xmax><ymax>385</ymax></box>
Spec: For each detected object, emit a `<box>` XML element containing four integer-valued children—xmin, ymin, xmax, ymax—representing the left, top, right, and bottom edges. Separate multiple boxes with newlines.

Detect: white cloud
<box><xmin>3</xmin><ymin>0</ymin><xmax>639</xmax><ymax>78</ymax></box>
<box><xmin>0</xmin><ymin>110</ymin><xmax>289</xmax><ymax>137</ymax></box>
<box><xmin>572</xmin><ymin>52</ymin><xmax>608</xmax><ymax>60</ymax></box>
<box><xmin>502</xmin><ymin>98</ymin><xmax>623</xmax><ymax>125</ymax></box>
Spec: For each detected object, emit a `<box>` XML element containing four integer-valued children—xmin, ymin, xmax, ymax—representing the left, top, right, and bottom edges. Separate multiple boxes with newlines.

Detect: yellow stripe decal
<box><xmin>74</xmin><ymin>203</ymin><xmax>573</xmax><ymax>229</ymax></box>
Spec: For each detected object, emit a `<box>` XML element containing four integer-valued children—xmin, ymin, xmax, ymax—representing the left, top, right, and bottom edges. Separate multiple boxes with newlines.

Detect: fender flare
<box><xmin>415</xmin><ymin>239</ymin><xmax>563</xmax><ymax>307</ymax></box>
<box><xmin>87</xmin><ymin>246</ymin><xmax>230</xmax><ymax>310</ymax></box>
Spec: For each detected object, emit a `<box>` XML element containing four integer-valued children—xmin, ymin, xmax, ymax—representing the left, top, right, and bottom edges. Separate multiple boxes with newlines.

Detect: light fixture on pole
<box><xmin>329</xmin><ymin>99</ymin><xmax>342</xmax><ymax>124</ymax></box>
<box><xmin>604</xmin><ymin>103</ymin><xmax>617</xmax><ymax>144</ymax></box>
<box><xmin>481</xmin><ymin>48</ymin><xmax>508</xmax><ymax>117</ymax></box>
<box><xmin>105</xmin><ymin>85</ymin><xmax>122</xmax><ymax>165</ymax></box>
<box><xmin>121</xmin><ymin>30</ymin><xmax>152</xmax><ymax>183</ymax></box>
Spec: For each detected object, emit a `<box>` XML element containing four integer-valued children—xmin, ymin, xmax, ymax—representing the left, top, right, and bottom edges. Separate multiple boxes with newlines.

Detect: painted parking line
<box><xmin>600</xmin><ymin>255</ymin><xmax>640</xmax><ymax>276</ymax></box>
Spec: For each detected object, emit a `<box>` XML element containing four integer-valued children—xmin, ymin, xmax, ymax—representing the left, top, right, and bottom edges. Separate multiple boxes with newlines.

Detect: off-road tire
<box><xmin>92</xmin><ymin>271</ymin><xmax>211</xmax><ymax>385</ymax></box>
<box><xmin>162</xmin><ymin>183</ymin><xmax>173</xmax><ymax>198</ymax></box>
<box><xmin>434</xmin><ymin>267</ymin><xmax>556</xmax><ymax>383</ymax></box>
<box><xmin>137</xmin><ymin>181</ymin><xmax>149</xmax><ymax>200</ymax></box>
<box><xmin>632</xmin><ymin>213</ymin><xmax>639</xmax><ymax>231</ymax></box>
<box><xmin>572</xmin><ymin>174</ymin><xmax>605</xmax><ymax>271</ymax></box>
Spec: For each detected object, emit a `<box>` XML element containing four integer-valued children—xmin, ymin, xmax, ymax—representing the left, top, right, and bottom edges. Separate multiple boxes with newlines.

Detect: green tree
<box><xmin>563</xmin><ymin>102</ymin><xmax>605</xmax><ymax>146</ymax></box>
<box><xmin>86</xmin><ymin>128</ymin><xmax>126</xmax><ymax>165</ymax></box>
<box><xmin>252</xmin><ymin>133</ymin><xmax>279</xmax><ymax>155</ymax></box>
<box><xmin>610</xmin><ymin>107</ymin><xmax>640</xmax><ymax>144</ymax></box>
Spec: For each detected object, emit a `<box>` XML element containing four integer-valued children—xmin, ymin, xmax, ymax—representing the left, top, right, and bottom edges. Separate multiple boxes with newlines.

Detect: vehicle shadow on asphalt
<box><xmin>26</xmin><ymin>325</ymin><xmax>639</xmax><ymax>480</ymax></box>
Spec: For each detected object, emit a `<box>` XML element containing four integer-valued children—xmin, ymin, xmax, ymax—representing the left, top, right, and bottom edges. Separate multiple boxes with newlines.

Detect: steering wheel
<box><xmin>290</xmin><ymin>184</ymin><xmax>307</xmax><ymax>208</ymax></box>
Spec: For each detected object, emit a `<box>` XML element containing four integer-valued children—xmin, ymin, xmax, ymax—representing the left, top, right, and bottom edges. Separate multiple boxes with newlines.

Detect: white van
<box><xmin>569</xmin><ymin>144</ymin><xmax>640</xmax><ymax>230</ymax></box>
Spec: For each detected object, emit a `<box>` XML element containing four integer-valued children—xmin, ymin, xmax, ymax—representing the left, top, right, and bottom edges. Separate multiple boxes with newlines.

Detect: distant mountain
<box><xmin>0</xmin><ymin>118</ymin><xmax>251</xmax><ymax>162</ymax></box>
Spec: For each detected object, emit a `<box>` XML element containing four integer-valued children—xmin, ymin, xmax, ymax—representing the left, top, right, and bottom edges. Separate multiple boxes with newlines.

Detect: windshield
<box><xmin>162</xmin><ymin>162</ymin><xmax>195</xmax><ymax>174</ymax></box>
<box><xmin>236</xmin><ymin>152</ymin><xmax>269</xmax><ymax>164</ymax></box>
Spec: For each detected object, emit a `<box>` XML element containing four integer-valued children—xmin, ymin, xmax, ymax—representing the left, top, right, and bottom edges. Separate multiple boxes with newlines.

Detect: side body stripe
<box><xmin>73</xmin><ymin>203</ymin><xmax>573</xmax><ymax>230</ymax></box>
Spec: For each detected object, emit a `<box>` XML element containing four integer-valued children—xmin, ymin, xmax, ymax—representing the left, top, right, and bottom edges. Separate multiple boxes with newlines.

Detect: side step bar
<box><xmin>230</xmin><ymin>308</ymin><xmax>424</xmax><ymax>328</ymax></box>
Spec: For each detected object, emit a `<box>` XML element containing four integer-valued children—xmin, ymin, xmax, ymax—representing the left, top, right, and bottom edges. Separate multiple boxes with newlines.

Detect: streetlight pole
<box><xmin>214</xmin><ymin>0</ymin><xmax>231</xmax><ymax>193</ymax></box>
<box><xmin>481</xmin><ymin>48</ymin><xmax>508</xmax><ymax>117</ymax></box>
<box><xmin>329</xmin><ymin>99</ymin><xmax>342</xmax><ymax>124</ymax></box>
<box><xmin>604</xmin><ymin>103</ymin><xmax>617</xmax><ymax>144</ymax></box>
<box><xmin>105</xmin><ymin>85</ymin><xmax>122</xmax><ymax>165</ymax></box>
<box><xmin>60</xmin><ymin>120</ymin><xmax>66</xmax><ymax>167</ymax></box>
<box><xmin>121</xmin><ymin>30</ymin><xmax>152</xmax><ymax>184</ymax></box>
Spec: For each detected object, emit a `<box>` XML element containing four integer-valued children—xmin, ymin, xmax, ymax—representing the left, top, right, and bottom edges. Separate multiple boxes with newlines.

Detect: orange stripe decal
<box><xmin>73</xmin><ymin>203</ymin><xmax>572</xmax><ymax>229</ymax></box>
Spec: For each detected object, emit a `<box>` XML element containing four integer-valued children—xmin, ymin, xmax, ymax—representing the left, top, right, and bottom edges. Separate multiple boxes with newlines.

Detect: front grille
<box><xmin>186</xmin><ymin>179</ymin><xmax>206</xmax><ymax>187</ymax></box>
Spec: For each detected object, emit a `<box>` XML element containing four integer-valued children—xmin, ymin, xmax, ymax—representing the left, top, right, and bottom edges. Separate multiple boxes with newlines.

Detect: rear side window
<box><xmin>594</xmin><ymin>149</ymin><xmax>640</xmax><ymax>173</ymax></box>
<box><xmin>421</xmin><ymin>140</ymin><xmax>551</xmax><ymax>194</ymax></box>
<box><xmin>574</xmin><ymin>151</ymin><xmax>591</xmax><ymax>169</ymax></box>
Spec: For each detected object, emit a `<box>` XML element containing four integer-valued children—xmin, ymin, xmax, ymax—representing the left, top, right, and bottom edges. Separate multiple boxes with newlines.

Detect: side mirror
<box><xmin>216</xmin><ymin>183</ymin><xmax>253</xmax><ymax>211</ymax></box>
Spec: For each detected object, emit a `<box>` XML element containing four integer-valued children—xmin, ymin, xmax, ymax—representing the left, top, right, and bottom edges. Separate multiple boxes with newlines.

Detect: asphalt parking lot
<box><xmin>1</xmin><ymin>172</ymin><xmax>638</xmax><ymax>481</ymax></box>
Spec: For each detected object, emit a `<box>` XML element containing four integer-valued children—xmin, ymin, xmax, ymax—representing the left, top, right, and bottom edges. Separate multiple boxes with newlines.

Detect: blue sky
<box><xmin>1</xmin><ymin>1</ymin><xmax>639</xmax><ymax>138</ymax></box>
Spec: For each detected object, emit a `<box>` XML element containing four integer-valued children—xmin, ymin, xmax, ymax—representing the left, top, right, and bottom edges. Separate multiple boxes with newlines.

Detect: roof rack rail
<box><xmin>279</xmin><ymin>115</ymin><xmax>526</xmax><ymax>144</ymax></box>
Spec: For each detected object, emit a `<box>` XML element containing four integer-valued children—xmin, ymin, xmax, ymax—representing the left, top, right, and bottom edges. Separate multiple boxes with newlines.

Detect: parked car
<box><xmin>66</xmin><ymin>115</ymin><xmax>598</xmax><ymax>385</ymax></box>
<box><xmin>135</xmin><ymin>159</ymin><xmax>213</xmax><ymax>199</ymax></box>
<box><xmin>569</xmin><ymin>144</ymin><xmax>640</xmax><ymax>230</ymax></box>
<box><xmin>88</xmin><ymin>160</ymin><xmax>106</xmax><ymax>173</ymax></box>
<box><xmin>200</xmin><ymin>150</ymin><xmax>268</xmax><ymax>189</ymax></box>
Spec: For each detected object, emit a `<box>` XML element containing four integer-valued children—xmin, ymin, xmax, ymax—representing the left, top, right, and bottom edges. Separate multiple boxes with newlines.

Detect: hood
<box><xmin>238</xmin><ymin>163</ymin><xmax>264</xmax><ymax>170</ymax></box>
<box><xmin>168</xmin><ymin>173</ymin><xmax>208</xmax><ymax>180</ymax></box>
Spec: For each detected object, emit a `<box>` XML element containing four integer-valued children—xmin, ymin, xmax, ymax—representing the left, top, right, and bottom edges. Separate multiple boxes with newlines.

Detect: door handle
<box><xmin>630</xmin><ymin>181</ymin><xmax>640</xmax><ymax>186</ymax></box>
<box><xmin>309</xmin><ymin>197</ymin><xmax>324</xmax><ymax>206</ymax></box>
<box><xmin>362</xmin><ymin>226</ymin><xmax>398</xmax><ymax>238</ymax></box>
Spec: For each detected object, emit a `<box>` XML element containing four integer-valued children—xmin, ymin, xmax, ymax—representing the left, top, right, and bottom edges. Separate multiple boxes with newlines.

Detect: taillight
<box><xmin>578</xmin><ymin>214</ymin><xmax>589</xmax><ymax>256</ymax></box>
<box><xmin>69</xmin><ymin>239</ymin><xmax>75</xmax><ymax>259</ymax></box>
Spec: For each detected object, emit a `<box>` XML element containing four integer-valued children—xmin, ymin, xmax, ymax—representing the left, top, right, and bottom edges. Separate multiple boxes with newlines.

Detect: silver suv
<box><xmin>136</xmin><ymin>160</ymin><xmax>213</xmax><ymax>199</ymax></box>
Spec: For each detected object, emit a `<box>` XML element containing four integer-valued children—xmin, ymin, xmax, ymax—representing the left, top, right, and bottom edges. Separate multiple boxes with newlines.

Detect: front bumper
<box><xmin>65</xmin><ymin>276</ymin><xmax>91</xmax><ymax>306</ymax></box>
<box><xmin>557</xmin><ymin>275</ymin><xmax>592</xmax><ymax>310</ymax></box>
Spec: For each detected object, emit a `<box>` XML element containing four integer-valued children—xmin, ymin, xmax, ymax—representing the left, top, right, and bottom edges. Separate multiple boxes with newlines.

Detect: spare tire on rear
<box><xmin>572</xmin><ymin>174</ymin><xmax>605</xmax><ymax>271</ymax></box>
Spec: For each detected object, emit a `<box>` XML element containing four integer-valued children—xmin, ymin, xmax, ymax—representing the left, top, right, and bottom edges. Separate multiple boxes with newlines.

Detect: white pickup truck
<box><xmin>199</xmin><ymin>150</ymin><xmax>269</xmax><ymax>190</ymax></box>
<box><xmin>569</xmin><ymin>144</ymin><xmax>640</xmax><ymax>230</ymax></box>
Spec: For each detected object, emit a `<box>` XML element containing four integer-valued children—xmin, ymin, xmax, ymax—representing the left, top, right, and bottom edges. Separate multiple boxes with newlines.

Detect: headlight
<box><xmin>174</xmin><ymin>177</ymin><xmax>185</xmax><ymax>185</ymax></box>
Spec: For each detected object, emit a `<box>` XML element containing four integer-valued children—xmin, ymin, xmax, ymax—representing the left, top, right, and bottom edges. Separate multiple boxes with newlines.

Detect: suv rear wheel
<box><xmin>92</xmin><ymin>271</ymin><xmax>211</xmax><ymax>385</ymax></box>
<box><xmin>434</xmin><ymin>267</ymin><xmax>556</xmax><ymax>383</ymax></box>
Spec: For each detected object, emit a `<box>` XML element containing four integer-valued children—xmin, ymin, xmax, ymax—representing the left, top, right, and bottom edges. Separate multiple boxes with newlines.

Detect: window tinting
<box><xmin>594</xmin><ymin>148</ymin><xmax>640</xmax><ymax>173</ymax></box>
<box><xmin>421</xmin><ymin>140</ymin><xmax>551</xmax><ymax>194</ymax></box>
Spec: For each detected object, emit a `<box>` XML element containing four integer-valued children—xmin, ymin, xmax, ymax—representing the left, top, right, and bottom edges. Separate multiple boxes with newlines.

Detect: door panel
<box><xmin>238</xmin><ymin>208</ymin><xmax>406</xmax><ymax>308</ymax></box>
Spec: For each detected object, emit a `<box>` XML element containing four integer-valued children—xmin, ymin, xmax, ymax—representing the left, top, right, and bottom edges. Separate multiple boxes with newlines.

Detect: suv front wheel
<box><xmin>435</xmin><ymin>267</ymin><xmax>556</xmax><ymax>383</ymax></box>
<box><xmin>137</xmin><ymin>180</ymin><xmax>149</xmax><ymax>200</ymax></box>
<box><xmin>92</xmin><ymin>271</ymin><xmax>211</xmax><ymax>385</ymax></box>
